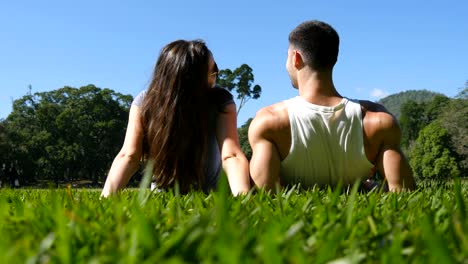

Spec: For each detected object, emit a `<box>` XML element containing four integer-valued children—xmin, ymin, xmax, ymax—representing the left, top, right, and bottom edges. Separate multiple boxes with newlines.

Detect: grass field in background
<box><xmin>0</xmin><ymin>179</ymin><xmax>466</xmax><ymax>263</ymax></box>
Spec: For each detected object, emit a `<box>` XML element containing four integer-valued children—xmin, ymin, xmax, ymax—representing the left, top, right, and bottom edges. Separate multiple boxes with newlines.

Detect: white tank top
<box><xmin>281</xmin><ymin>96</ymin><xmax>373</xmax><ymax>187</ymax></box>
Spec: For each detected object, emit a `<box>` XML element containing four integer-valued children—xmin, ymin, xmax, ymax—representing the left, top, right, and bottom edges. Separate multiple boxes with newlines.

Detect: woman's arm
<box><xmin>101</xmin><ymin>105</ymin><xmax>144</xmax><ymax>197</ymax></box>
<box><xmin>216</xmin><ymin>103</ymin><xmax>251</xmax><ymax>195</ymax></box>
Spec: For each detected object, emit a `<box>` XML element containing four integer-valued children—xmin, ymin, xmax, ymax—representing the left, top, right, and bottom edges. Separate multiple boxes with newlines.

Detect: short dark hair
<box><xmin>289</xmin><ymin>20</ymin><xmax>339</xmax><ymax>71</ymax></box>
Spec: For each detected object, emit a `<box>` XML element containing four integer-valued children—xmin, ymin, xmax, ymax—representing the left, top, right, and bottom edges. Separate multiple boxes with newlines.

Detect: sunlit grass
<box><xmin>0</xmin><ymin>179</ymin><xmax>466</xmax><ymax>263</ymax></box>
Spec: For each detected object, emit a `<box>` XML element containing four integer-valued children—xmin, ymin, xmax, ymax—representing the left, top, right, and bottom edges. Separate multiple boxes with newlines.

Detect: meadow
<box><xmin>0</xmin><ymin>178</ymin><xmax>466</xmax><ymax>263</ymax></box>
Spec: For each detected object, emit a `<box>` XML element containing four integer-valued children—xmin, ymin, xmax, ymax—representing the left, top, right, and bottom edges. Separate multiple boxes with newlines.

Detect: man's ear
<box><xmin>293</xmin><ymin>51</ymin><xmax>305</xmax><ymax>69</ymax></box>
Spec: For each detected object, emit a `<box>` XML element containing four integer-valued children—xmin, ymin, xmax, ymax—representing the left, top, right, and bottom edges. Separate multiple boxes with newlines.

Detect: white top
<box><xmin>281</xmin><ymin>96</ymin><xmax>374</xmax><ymax>187</ymax></box>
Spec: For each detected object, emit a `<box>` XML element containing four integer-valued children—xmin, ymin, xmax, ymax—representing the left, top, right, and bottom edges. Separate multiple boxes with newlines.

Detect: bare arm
<box><xmin>248</xmin><ymin>108</ymin><xmax>282</xmax><ymax>191</ymax></box>
<box><xmin>216</xmin><ymin>103</ymin><xmax>250</xmax><ymax>195</ymax></box>
<box><xmin>101</xmin><ymin>105</ymin><xmax>144</xmax><ymax>197</ymax></box>
<box><xmin>375</xmin><ymin>116</ymin><xmax>416</xmax><ymax>191</ymax></box>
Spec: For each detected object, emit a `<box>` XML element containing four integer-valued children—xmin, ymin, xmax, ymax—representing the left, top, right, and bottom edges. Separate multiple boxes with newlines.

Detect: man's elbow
<box><xmin>250</xmin><ymin>168</ymin><xmax>272</xmax><ymax>190</ymax></box>
<box><xmin>387</xmin><ymin>177</ymin><xmax>417</xmax><ymax>192</ymax></box>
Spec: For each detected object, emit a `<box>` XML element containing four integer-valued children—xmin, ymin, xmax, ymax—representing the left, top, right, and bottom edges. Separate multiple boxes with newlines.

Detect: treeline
<box><xmin>0</xmin><ymin>85</ymin><xmax>133</xmax><ymax>187</ymax></box>
<box><xmin>398</xmin><ymin>87</ymin><xmax>467</xmax><ymax>180</ymax></box>
<box><xmin>377</xmin><ymin>89</ymin><xmax>446</xmax><ymax>119</ymax></box>
<box><xmin>0</xmin><ymin>83</ymin><xmax>465</xmax><ymax>187</ymax></box>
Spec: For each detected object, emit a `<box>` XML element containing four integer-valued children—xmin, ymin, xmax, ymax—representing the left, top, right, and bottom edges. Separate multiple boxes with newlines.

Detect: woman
<box><xmin>101</xmin><ymin>40</ymin><xmax>250</xmax><ymax>196</ymax></box>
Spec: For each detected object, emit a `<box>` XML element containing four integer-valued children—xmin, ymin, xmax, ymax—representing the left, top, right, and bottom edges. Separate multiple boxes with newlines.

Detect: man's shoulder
<box><xmin>257</xmin><ymin>102</ymin><xmax>287</xmax><ymax>117</ymax></box>
<box><xmin>358</xmin><ymin>100</ymin><xmax>400</xmax><ymax>137</ymax></box>
<box><xmin>254</xmin><ymin>102</ymin><xmax>288</xmax><ymax>125</ymax></box>
<box><xmin>358</xmin><ymin>100</ymin><xmax>389</xmax><ymax>113</ymax></box>
<box><xmin>249</xmin><ymin>102</ymin><xmax>289</xmax><ymax>138</ymax></box>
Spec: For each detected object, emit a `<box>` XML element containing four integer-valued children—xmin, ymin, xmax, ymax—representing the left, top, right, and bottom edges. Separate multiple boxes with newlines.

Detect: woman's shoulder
<box><xmin>132</xmin><ymin>89</ymin><xmax>147</xmax><ymax>107</ymax></box>
<box><xmin>211</xmin><ymin>86</ymin><xmax>233</xmax><ymax>102</ymax></box>
<box><xmin>210</xmin><ymin>86</ymin><xmax>234</xmax><ymax>109</ymax></box>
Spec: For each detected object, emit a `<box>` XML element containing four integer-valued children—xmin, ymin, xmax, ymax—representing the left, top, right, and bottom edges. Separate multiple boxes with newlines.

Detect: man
<box><xmin>248</xmin><ymin>20</ymin><xmax>416</xmax><ymax>192</ymax></box>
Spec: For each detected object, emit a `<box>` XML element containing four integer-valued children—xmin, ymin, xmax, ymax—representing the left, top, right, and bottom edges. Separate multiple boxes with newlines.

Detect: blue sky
<box><xmin>0</xmin><ymin>1</ymin><xmax>467</xmax><ymax>126</ymax></box>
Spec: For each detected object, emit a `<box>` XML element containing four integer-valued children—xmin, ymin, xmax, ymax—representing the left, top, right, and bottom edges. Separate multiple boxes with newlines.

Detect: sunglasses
<box><xmin>210</xmin><ymin>62</ymin><xmax>219</xmax><ymax>77</ymax></box>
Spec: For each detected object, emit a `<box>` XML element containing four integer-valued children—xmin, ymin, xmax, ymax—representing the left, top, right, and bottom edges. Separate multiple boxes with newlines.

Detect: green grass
<box><xmin>0</xmin><ymin>180</ymin><xmax>466</xmax><ymax>263</ymax></box>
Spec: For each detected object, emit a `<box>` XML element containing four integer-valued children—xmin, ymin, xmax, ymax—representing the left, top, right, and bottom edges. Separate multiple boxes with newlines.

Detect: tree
<box><xmin>237</xmin><ymin>118</ymin><xmax>253</xmax><ymax>160</ymax></box>
<box><xmin>424</xmin><ymin>95</ymin><xmax>450</xmax><ymax>122</ymax></box>
<box><xmin>409</xmin><ymin>122</ymin><xmax>460</xmax><ymax>180</ymax></box>
<box><xmin>399</xmin><ymin>95</ymin><xmax>449</xmax><ymax>150</ymax></box>
<box><xmin>4</xmin><ymin>85</ymin><xmax>132</xmax><ymax>186</ymax></box>
<box><xmin>0</xmin><ymin>119</ymin><xmax>8</xmax><ymax>184</ymax></box>
<box><xmin>400</xmin><ymin>100</ymin><xmax>427</xmax><ymax>149</ymax></box>
<box><xmin>378</xmin><ymin>89</ymin><xmax>445</xmax><ymax>119</ymax></box>
<box><xmin>437</xmin><ymin>88</ymin><xmax>468</xmax><ymax>175</ymax></box>
<box><xmin>0</xmin><ymin>119</ymin><xmax>6</xmax><ymax>161</ymax></box>
<box><xmin>217</xmin><ymin>64</ymin><xmax>261</xmax><ymax>115</ymax></box>
<box><xmin>455</xmin><ymin>81</ymin><xmax>468</xmax><ymax>99</ymax></box>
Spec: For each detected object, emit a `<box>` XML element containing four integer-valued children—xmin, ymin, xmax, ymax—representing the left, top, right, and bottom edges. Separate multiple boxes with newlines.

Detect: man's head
<box><xmin>286</xmin><ymin>20</ymin><xmax>340</xmax><ymax>87</ymax></box>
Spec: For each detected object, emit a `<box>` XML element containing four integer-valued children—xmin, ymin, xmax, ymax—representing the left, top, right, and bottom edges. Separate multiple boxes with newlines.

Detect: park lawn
<box><xmin>0</xmin><ymin>179</ymin><xmax>466</xmax><ymax>263</ymax></box>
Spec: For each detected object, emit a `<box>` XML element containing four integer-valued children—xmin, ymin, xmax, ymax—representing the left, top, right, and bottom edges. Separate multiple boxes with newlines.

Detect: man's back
<box><xmin>248</xmin><ymin>97</ymin><xmax>416</xmax><ymax>191</ymax></box>
<box><xmin>280</xmin><ymin>97</ymin><xmax>373</xmax><ymax>187</ymax></box>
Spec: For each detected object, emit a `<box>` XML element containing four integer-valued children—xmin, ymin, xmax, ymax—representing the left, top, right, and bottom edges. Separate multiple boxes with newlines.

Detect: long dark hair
<box><xmin>141</xmin><ymin>40</ymin><xmax>212</xmax><ymax>192</ymax></box>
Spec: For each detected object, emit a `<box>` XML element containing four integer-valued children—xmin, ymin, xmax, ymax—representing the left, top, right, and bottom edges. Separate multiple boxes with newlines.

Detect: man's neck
<box><xmin>298</xmin><ymin>70</ymin><xmax>342</xmax><ymax>106</ymax></box>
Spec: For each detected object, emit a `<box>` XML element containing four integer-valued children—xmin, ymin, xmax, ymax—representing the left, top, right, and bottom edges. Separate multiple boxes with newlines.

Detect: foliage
<box><xmin>237</xmin><ymin>118</ymin><xmax>253</xmax><ymax>160</ymax></box>
<box><xmin>0</xmin><ymin>181</ymin><xmax>466</xmax><ymax>263</ymax></box>
<box><xmin>378</xmin><ymin>90</ymin><xmax>445</xmax><ymax>119</ymax></box>
<box><xmin>0</xmin><ymin>119</ymin><xmax>8</xmax><ymax>183</ymax></box>
<box><xmin>399</xmin><ymin>100</ymin><xmax>427</xmax><ymax>149</ymax></box>
<box><xmin>456</xmin><ymin>81</ymin><xmax>468</xmax><ymax>99</ymax></box>
<box><xmin>0</xmin><ymin>119</ymin><xmax>6</xmax><ymax>164</ymax></box>
<box><xmin>400</xmin><ymin>85</ymin><xmax>466</xmax><ymax>177</ymax></box>
<box><xmin>437</xmin><ymin>90</ymin><xmax>468</xmax><ymax>175</ymax></box>
<box><xmin>399</xmin><ymin>95</ymin><xmax>450</xmax><ymax>149</ymax></box>
<box><xmin>217</xmin><ymin>64</ymin><xmax>262</xmax><ymax>115</ymax></box>
<box><xmin>410</xmin><ymin>122</ymin><xmax>460</xmax><ymax>180</ymax></box>
<box><xmin>424</xmin><ymin>95</ymin><xmax>451</xmax><ymax>121</ymax></box>
<box><xmin>2</xmin><ymin>85</ymin><xmax>132</xmax><ymax>185</ymax></box>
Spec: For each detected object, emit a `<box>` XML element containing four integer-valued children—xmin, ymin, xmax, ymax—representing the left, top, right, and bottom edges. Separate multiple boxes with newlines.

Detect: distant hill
<box><xmin>377</xmin><ymin>90</ymin><xmax>446</xmax><ymax>119</ymax></box>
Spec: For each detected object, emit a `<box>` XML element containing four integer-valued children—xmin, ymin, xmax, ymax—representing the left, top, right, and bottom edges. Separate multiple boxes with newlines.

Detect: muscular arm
<box><xmin>101</xmin><ymin>105</ymin><xmax>144</xmax><ymax>197</ymax></box>
<box><xmin>375</xmin><ymin>115</ymin><xmax>416</xmax><ymax>191</ymax></box>
<box><xmin>216</xmin><ymin>103</ymin><xmax>250</xmax><ymax>195</ymax></box>
<box><xmin>248</xmin><ymin>108</ymin><xmax>282</xmax><ymax>191</ymax></box>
